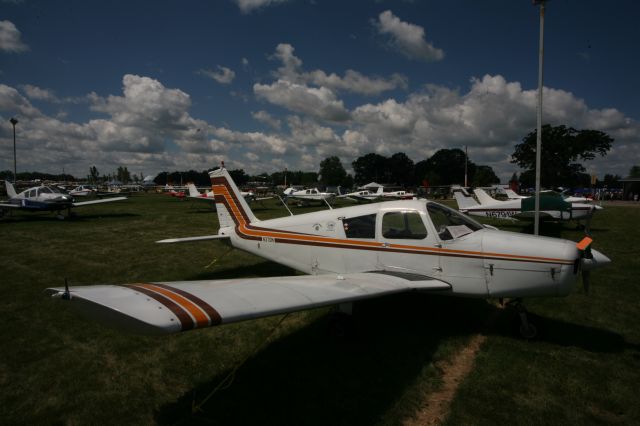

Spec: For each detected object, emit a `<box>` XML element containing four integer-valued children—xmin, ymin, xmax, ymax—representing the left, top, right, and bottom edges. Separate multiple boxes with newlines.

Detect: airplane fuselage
<box><xmin>216</xmin><ymin>197</ymin><xmax>583</xmax><ymax>299</ymax></box>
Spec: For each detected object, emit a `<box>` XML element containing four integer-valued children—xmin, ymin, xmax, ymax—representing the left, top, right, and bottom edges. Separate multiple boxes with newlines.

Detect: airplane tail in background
<box><xmin>210</xmin><ymin>166</ymin><xmax>258</xmax><ymax>228</ymax></box>
<box><xmin>187</xmin><ymin>183</ymin><xmax>201</xmax><ymax>198</ymax></box>
<box><xmin>5</xmin><ymin>180</ymin><xmax>17</xmax><ymax>198</ymax></box>
<box><xmin>504</xmin><ymin>189</ymin><xmax>523</xmax><ymax>199</ymax></box>
<box><xmin>453</xmin><ymin>191</ymin><xmax>479</xmax><ymax>210</ymax></box>
<box><xmin>473</xmin><ymin>188</ymin><xmax>498</xmax><ymax>206</ymax></box>
<box><xmin>375</xmin><ymin>186</ymin><xmax>384</xmax><ymax>195</ymax></box>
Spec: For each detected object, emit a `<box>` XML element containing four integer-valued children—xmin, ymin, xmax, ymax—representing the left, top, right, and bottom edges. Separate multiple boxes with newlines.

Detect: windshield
<box><xmin>426</xmin><ymin>202</ymin><xmax>484</xmax><ymax>241</ymax></box>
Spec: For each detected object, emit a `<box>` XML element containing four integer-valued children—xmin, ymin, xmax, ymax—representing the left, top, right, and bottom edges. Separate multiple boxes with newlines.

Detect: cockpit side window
<box><xmin>427</xmin><ymin>202</ymin><xmax>484</xmax><ymax>241</ymax></box>
<box><xmin>343</xmin><ymin>214</ymin><xmax>376</xmax><ymax>239</ymax></box>
<box><xmin>382</xmin><ymin>211</ymin><xmax>427</xmax><ymax>239</ymax></box>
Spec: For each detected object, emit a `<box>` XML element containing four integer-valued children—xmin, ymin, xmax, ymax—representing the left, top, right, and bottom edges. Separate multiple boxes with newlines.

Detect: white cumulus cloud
<box><xmin>198</xmin><ymin>66</ymin><xmax>236</xmax><ymax>84</ymax></box>
<box><xmin>0</xmin><ymin>20</ymin><xmax>29</xmax><ymax>53</ymax></box>
<box><xmin>234</xmin><ymin>0</ymin><xmax>288</xmax><ymax>14</ymax></box>
<box><xmin>374</xmin><ymin>10</ymin><xmax>444</xmax><ymax>62</ymax></box>
<box><xmin>254</xmin><ymin>79</ymin><xmax>351</xmax><ymax>122</ymax></box>
<box><xmin>271</xmin><ymin>43</ymin><xmax>408</xmax><ymax>96</ymax></box>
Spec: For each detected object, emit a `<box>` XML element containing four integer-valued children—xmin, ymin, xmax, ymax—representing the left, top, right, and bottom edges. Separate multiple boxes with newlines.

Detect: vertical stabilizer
<box><xmin>473</xmin><ymin>188</ymin><xmax>499</xmax><ymax>206</ymax></box>
<box><xmin>187</xmin><ymin>183</ymin><xmax>201</xmax><ymax>198</ymax></box>
<box><xmin>453</xmin><ymin>191</ymin><xmax>479</xmax><ymax>210</ymax></box>
<box><xmin>5</xmin><ymin>181</ymin><xmax>17</xmax><ymax>198</ymax></box>
<box><xmin>210</xmin><ymin>167</ymin><xmax>258</xmax><ymax>228</ymax></box>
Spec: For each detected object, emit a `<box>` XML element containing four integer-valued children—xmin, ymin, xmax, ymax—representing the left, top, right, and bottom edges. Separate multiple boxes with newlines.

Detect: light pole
<box><xmin>533</xmin><ymin>0</ymin><xmax>546</xmax><ymax>236</ymax></box>
<box><xmin>10</xmin><ymin>117</ymin><xmax>18</xmax><ymax>183</ymax></box>
<box><xmin>464</xmin><ymin>145</ymin><xmax>468</xmax><ymax>187</ymax></box>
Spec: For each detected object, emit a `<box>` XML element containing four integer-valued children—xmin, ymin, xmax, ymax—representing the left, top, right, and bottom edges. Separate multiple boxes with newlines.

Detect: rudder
<box><xmin>209</xmin><ymin>167</ymin><xmax>258</xmax><ymax>229</ymax></box>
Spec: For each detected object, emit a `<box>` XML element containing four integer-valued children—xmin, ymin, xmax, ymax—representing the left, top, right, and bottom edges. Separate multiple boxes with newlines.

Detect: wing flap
<box><xmin>46</xmin><ymin>272</ymin><xmax>450</xmax><ymax>335</ymax></box>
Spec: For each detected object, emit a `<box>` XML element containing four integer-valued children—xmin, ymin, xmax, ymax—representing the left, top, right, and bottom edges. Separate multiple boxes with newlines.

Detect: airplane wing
<box><xmin>45</xmin><ymin>271</ymin><xmax>451</xmax><ymax>335</ymax></box>
<box><xmin>72</xmin><ymin>197</ymin><xmax>127</xmax><ymax>207</ymax></box>
<box><xmin>0</xmin><ymin>202</ymin><xmax>20</xmax><ymax>209</ymax></box>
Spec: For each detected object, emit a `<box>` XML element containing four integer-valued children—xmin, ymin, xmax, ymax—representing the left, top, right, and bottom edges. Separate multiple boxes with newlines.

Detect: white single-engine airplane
<box><xmin>1</xmin><ymin>181</ymin><xmax>127</xmax><ymax>219</ymax></box>
<box><xmin>283</xmin><ymin>187</ymin><xmax>335</xmax><ymax>204</ymax></box>
<box><xmin>454</xmin><ymin>188</ymin><xmax>601</xmax><ymax>224</ymax></box>
<box><xmin>47</xmin><ymin>167</ymin><xmax>610</xmax><ymax>338</ymax></box>
<box><xmin>503</xmin><ymin>188</ymin><xmax>591</xmax><ymax>204</ymax></box>
<box><xmin>187</xmin><ymin>183</ymin><xmax>271</xmax><ymax>203</ymax></box>
<box><xmin>337</xmin><ymin>187</ymin><xmax>384</xmax><ymax>203</ymax></box>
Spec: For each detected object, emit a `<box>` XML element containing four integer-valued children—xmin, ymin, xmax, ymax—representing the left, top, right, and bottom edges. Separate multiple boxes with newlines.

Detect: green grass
<box><xmin>0</xmin><ymin>196</ymin><xmax>638</xmax><ymax>425</ymax></box>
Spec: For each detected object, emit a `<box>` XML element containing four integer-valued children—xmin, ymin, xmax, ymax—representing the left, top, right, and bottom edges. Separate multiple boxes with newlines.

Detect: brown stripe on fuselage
<box><xmin>210</xmin><ymin>173</ymin><xmax>573</xmax><ymax>266</ymax></box>
<box><xmin>126</xmin><ymin>284</ymin><xmax>194</xmax><ymax>330</ymax></box>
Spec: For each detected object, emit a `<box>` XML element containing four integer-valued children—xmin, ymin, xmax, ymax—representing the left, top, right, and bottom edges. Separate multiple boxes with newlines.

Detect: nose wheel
<box><xmin>506</xmin><ymin>299</ymin><xmax>538</xmax><ymax>339</ymax></box>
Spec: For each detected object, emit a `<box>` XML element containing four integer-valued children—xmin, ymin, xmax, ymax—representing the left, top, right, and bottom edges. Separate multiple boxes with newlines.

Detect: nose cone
<box><xmin>582</xmin><ymin>248</ymin><xmax>611</xmax><ymax>271</ymax></box>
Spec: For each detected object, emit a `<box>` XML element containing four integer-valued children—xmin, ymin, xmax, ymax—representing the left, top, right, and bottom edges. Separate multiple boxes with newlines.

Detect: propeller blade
<box><xmin>582</xmin><ymin>270</ymin><xmax>590</xmax><ymax>295</ymax></box>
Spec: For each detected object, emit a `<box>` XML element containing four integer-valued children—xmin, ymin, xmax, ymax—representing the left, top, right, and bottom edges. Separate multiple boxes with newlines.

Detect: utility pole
<box><xmin>464</xmin><ymin>145</ymin><xmax>468</xmax><ymax>187</ymax></box>
<box><xmin>10</xmin><ymin>118</ymin><xmax>18</xmax><ymax>182</ymax></box>
<box><xmin>533</xmin><ymin>0</ymin><xmax>546</xmax><ymax>236</ymax></box>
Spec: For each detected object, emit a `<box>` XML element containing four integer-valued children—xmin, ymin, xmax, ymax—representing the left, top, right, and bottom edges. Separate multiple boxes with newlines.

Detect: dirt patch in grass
<box><xmin>403</xmin><ymin>333</ymin><xmax>487</xmax><ymax>426</ymax></box>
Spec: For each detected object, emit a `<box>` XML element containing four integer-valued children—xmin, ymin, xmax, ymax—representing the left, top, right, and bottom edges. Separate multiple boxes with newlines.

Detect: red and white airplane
<box><xmin>48</xmin><ymin>167</ymin><xmax>610</xmax><ymax>338</ymax></box>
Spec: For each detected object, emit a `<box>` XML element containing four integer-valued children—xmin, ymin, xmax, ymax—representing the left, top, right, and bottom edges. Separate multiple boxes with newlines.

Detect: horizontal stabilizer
<box><xmin>156</xmin><ymin>234</ymin><xmax>231</xmax><ymax>244</ymax></box>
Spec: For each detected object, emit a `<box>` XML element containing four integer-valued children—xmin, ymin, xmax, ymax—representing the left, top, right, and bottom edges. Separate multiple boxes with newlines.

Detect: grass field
<box><xmin>0</xmin><ymin>195</ymin><xmax>638</xmax><ymax>425</ymax></box>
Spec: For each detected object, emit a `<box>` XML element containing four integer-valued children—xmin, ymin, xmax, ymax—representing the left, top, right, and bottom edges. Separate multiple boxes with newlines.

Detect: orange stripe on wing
<box><xmin>136</xmin><ymin>283</ymin><xmax>211</xmax><ymax>327</ymax></box>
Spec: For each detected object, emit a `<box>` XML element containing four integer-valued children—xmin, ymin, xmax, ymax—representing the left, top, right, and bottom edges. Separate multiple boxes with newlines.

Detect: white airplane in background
<box><xmin>454</xmin><ymin>188</ymin><xmax>601</xmax><ymax>226</ymax></box>
<box><xmin>283</xmin><ymin>187</ymin><xmax>335</xmax><ymax>204</ymax></box>
<box><xmin>68</xmin><ymin>185</ymin><xmax>96</xmax><ymax>197</ymax></box>
<box><xmin>503</xmin><ymin>188</ymin><xmax>591</xmax><ymax>204</ymax></box>
<box><xmin>47</xmin><ymin>166</ymin><xmax>610</xmax><ymax>339</ymax></box>
<box><xmin>382</xmin><ymin>189</ymin><xmax>416</xmax><ymax>200</ymax></box>
<box><xmin>187</xmin><ymin>183</ymin><xmax>271</xmax><ymax>203</ymax></box>
<box><xmin>337</xmin><ymin>187</ymin><xmax>384</xmax><ymax>202</ymax></box>
<box><xmin>1</xmin><ymin>181</ymin><xmax>127</xmax><ymax>219</ymax></box>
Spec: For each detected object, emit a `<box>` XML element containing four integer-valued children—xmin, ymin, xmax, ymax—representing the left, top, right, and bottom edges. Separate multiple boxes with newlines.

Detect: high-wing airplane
<box><xmin>47</xmin><ymin>166</ymin><xmax>610</xmax><ymax>338</ymax></box>
<box><xmin>503</xmin><ymin>188</ymin><xmax>591</xmax><ymax>204</ymax></box>
<box><xmin>454</xmin><ymin>189</ymin><xmax>601</xmax><ymax>226</ymax></box>
<box><xmin>1</xmin><ymin>181</ymin><xmax>127</xmax><ymax>219</ymax></box>
<box><xmin>283</xmin><ymin>187</ymin><xmax>335</xmax><ymax>204</ymax></box>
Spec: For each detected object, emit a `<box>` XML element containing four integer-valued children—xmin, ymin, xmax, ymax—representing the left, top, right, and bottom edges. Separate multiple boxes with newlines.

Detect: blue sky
<box><xmin>1</xmin><ymin>0</ymin><xmax>639</xmax><ymax>181</ymax></box>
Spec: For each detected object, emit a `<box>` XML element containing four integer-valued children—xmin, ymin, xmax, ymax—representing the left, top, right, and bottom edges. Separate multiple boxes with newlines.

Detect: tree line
<box><xmin>0</xmin><ymin>124</ymin><xmax>622</xmax><ymax>189</ymax></box>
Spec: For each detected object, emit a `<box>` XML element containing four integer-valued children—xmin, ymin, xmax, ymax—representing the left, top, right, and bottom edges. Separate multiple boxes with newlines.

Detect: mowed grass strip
<box><xmin>0</xmin><ymin>195</ymin><xmax>638</xmax><ymax>424</ymax></box>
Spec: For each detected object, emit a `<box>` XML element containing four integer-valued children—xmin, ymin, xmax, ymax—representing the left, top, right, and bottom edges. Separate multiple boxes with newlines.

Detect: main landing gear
<box><xmin>504</xmin><ymin>298</ymin><xmax>538</xmax><ymax>339</ymax></box>
<box><xmin>327</xmin><ymin>303</ymin><xmax>355</xmax><ymax>339</ymax></box>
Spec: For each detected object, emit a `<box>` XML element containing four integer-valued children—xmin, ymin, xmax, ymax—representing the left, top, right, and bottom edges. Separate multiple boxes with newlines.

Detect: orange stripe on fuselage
<box><xmin>135</xmin><ymin>283</ymin><xmax>211</xmax><ymax>327</ymax></box>
<box><xmin>212</xmin><ymin>177</ymin><xmax>573</xmax><ymax>266</ymax></box>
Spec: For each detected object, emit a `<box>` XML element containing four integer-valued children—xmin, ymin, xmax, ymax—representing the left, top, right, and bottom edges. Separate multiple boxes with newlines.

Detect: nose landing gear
<box><xmin>504</xmin><ymin>298</ymin><xmax>538</xmax><ymax>339</ymax></box>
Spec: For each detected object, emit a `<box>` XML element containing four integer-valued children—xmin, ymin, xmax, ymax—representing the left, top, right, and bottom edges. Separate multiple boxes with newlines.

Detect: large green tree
<box><xmin>352</xmin><ymin>153</ymin><xmax>389</xmax><ymax>184</ymax></box>
<box><xmin>511</xmin><ymin>124</ymin><xmax>613</xmax><ymax>187</ymax></box>
<box><xmin>388</xmin><ymin>152</ymin><xmax>415</xmax><ymax>186</ymax></box>
<box><xmin>472</xmin><ymin>165</ymin><xmax>500</xmax><ymax>187</ymax></box>
<box><xmin>319</xmin><ymin>156</ymin><xmax>347</xmax><ymax>186</ymax></box>
<box><xmin>629</xmin><ymin>165</ymin><xmax>640</xmax><ymax>178</ymax></box>
<box><xmin>419</xmin><ymin>148</ymin><xmax>476</xmax><ymax>186</ymax></box>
